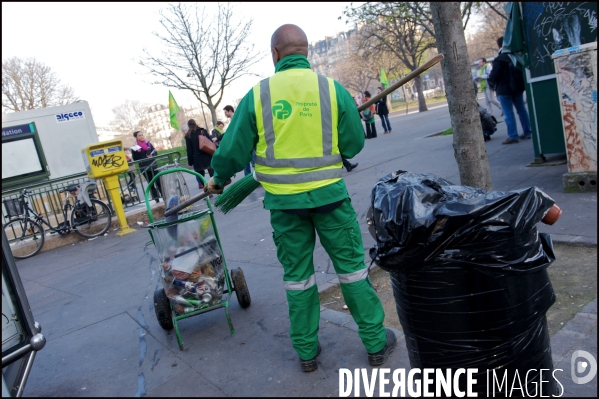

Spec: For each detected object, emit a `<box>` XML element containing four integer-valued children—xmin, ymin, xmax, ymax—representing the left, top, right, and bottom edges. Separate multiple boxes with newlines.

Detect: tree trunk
<box><xmin>200</xmin><ymin>104</ymin><xmax>209</xmax><ymax>130</ymax></box>
<box><xmin>207</xmin><ymin>106</ymin><xmax>217</xmax><ymax>131</ymax></box>
<box><xmin>414</xmin><ymin>75</ymin><xmax>428</xmax><ymax>112</ymax></box>
<box><xmin>430</xmin><ymin>2</ymin><xmax>492</xmax><ymax>190</ymax></box>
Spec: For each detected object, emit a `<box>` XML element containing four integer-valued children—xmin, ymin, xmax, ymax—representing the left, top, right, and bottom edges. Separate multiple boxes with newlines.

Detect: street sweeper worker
<box><xmin>204</xmin><ymin>24</ymin><xmax>396</xmax><ymax>372</ymax></box>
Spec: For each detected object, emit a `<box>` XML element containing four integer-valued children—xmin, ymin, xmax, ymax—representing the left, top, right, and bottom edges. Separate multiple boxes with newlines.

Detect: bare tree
<box><xmin>430</xmin><ymin>2</ymin><xmax>492</xmax><ymax>190</ymax></box>
<box><xmin>2</xmin><ymin>57</ymin><xmax>78</xmax><ymax>112</ymax></box>
<box><xmin>110</xmin><ymin>100</ymin><xmax>151</xmax><ymax>133</ymax></box>
<box><xmin>138</xmin><ymin>2</ymin><xmax>264</xmax><ymax>128</ymax></box>
<box><xmin>331</xmin><ymin>53</ymin><xmax>377</xmax><ymax>96</ymax></box>
<box><xmin>343</xmin><ymin>3</ymin><xmax>438</xmax><ymax>112</ymax></box>
<box><xmin>109</xmin><ymin>100</ymin><xmax>162</xmax><ymax>146</ymax></box>
<box><xmin>342</xmin><ymin>2</ymin><xmax>489</xmax><ymax>112</ymax></box>
<box><xmin>466</xmin><ymin>2</ymin><xmax>508</xmax><ymax>63</ymax></box>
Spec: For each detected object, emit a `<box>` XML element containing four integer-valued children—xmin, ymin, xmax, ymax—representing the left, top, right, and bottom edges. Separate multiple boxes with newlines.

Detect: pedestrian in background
<box><xmin>376</xmin><ymin>86</ymin><xmax>392</xmax><ymax>134</ymax></box>
<box><xmin>362</xmin><ymin>91</ymin><xmax>377</xmax><ymax>139</ymax></box>
<box><xmin>488</xmin><ymin>37</ymin><xmax>532</xmax><ymax>144</ymax></box>
<box><xmin>184</xmin><ymin>119</ymin><xmax>214</xmax><ymax>188</ymax></box>
<box><xmin>473</xmin><ymin>57</ymin><xmax>502</xmax><ymax>118</ymax></box>
<box><xmin>225</xmin><ymin>105</ymin><xmax>255</xmax><ymax>176</ymax></box>
<box><xmin>131</xmin><ymin>131</ymin><xmax>162</xmax><ymax>203</ymax></box>
<box><xmin>205</xmin><ymin>24</ymin><xmax>395</xmax><ymax>372</ymax></box>
<box><xmin>211</xmin><ymin>121</ymin><xmax>225</xmax><ymax>147</ymax></box>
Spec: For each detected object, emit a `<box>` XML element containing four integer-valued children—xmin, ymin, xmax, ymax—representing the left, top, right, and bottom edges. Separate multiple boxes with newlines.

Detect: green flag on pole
<box><xmin>380</xmin><ymin>67</ymin><xmax>389</xmax><ymax>89</ymax></box>
<box><xmin>169</xmin><ymin>91</ymin><xmax>180</xmax><ymax>130</ymax></box>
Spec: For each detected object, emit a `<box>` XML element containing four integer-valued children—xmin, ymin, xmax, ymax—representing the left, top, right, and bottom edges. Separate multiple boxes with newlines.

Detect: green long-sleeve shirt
<box><xmin>211</xmin><ymin>54</ymin><xmax>365</xmax><ymax>210</ymax></box>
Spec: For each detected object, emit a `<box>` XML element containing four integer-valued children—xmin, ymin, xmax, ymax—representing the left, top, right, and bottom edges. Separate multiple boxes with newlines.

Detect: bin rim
<box><xmin>145</xmin><ymin>167</ymin><xmax>209</xmax><ymax>224</ymax></box>
<box><xmin>148</xmin><ymin>208</ymin><xmax>211</xmax><ymax>229</ymax></box>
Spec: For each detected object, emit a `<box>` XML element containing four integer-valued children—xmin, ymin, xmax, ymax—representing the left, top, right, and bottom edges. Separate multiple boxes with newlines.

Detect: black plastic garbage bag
<box><xmin>368</xmin><ymin>170</ymin><xmax>558</xmax><ymax>397</ymax></box>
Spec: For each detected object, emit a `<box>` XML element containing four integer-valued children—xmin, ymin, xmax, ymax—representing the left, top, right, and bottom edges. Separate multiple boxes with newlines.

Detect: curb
<box><xmin>320</xmin><ymin>306</ymin><xmax>405</xmax><ymax>344</ymax></box>
<box><xmin>36</xmin><ymin>215</ymin><xmax>597</xmax><ymax>259</ymax></box>
<box><xmin>34</xmin><ymin>202</ymin><xmax>167</xmax><ymax>254</ymax></box>
<box><xmin>317</xmin><ymin>237</ymin><xmax>596</xmax><ymax>296</ymax></box>
<box><xmin>551</xmin><ymin>234</ymin><xmax>597</xmax><ymax>248</ymax></box>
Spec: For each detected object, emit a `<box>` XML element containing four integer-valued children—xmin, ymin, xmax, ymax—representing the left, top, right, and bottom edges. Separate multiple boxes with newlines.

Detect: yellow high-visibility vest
<box><xmin>252</xmin><ymin>69</ymin><xmax>342</xmax><ymax>195</ymax></box>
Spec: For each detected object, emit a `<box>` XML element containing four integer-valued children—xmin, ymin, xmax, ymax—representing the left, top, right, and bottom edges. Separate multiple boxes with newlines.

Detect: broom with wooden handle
<box><xmin>214</xmin><ymin>54</ymin><xmax>445</xmax><ymax>214</ymax></box>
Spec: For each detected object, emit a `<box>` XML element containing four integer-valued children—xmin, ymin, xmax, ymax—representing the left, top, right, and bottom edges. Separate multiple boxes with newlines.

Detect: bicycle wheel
<box><xmin>71</xmin><ymin>199</ymin><xmax>112</xmax><ymax>239</ymax></box>
<box><xmin>3</xmin><ymin>218</ymin><xmax>45</xmax><ymax>259</ymax></box>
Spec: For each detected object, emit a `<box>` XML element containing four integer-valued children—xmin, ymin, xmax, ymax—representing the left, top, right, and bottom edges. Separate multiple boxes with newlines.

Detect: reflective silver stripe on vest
<box><xmin>255</xmin><ymin>168</ymin><xmax>342</xmax><ymax>184</ymax></box>
<box><xmin>284</xmin><ymin>274</ymin><xmax>316</xmax><ymax>291</ymax></box>
<box><xmin>317</xmin><ymin>74</ymin><xmax>333</xmax><ymax>155</ymax></box>
<box><xmin>337</xmin><ymin>268</ymin><xmax>369</xmax><ymax>284</ymax></box>
<box><xmin>260</xmin><ymin>78</ymin><xmax>275</xmax><ymax>160</ymax></box>
<box><xmin>255</xmin><ymin>153</ymin><xmax>341</xmax><ymax>168</ymax></box>
<box><xmin>259</xmin><ymin>74</ymin><xmax>334</xmax><ymax>163</ymax></box>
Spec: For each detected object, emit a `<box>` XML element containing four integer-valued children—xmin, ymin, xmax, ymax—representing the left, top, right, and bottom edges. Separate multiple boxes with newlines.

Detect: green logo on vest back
<box><xmin>272</xmin><ymin>100</ymin><xmax>292</xmax><ymax>120</ymax></box>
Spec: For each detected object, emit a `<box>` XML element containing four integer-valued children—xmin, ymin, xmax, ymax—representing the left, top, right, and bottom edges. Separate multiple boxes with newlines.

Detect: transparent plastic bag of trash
<box><xmin>149</xmin><ymin>210</ymin><xmax>225</xmax><ymax>314</ymax></box>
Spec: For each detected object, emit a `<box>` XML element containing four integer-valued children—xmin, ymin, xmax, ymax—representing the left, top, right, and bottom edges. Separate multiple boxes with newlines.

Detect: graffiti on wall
<box><xmin>554</xmin><ymin>47</ymin><xmax>597</xmax><ymax>173</ymax></box>
<box><xmin>523</xmin><ymin>2</ymin><xmax>597</xmax><ymax>78</ymax></box>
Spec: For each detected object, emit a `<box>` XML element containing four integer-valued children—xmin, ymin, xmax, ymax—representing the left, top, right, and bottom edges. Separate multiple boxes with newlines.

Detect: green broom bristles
<box><xmin>214</xmin><ymin>173</ymin><xmax>261</xmax><ymax>214</ymax></box>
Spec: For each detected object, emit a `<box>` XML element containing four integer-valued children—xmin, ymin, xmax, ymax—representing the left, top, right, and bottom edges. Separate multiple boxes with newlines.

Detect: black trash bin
<box><xmin>369</xmin><ymin>171</ymin><xmax>559</xmax><ymax>397</ymax></box>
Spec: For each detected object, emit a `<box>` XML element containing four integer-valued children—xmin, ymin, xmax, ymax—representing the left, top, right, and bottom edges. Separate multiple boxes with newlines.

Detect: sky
<box><xmin>2</xmin><ymin>2</ymin><xmax>360</xmax><ymax>128</ymax></box>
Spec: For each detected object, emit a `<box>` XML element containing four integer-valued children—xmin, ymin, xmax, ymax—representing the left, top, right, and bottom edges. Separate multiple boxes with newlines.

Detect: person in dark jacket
<box><xmin>211</xmin><ymin>121</ymin><xmax>225</xmax><ymax>147</ymax></box>
<box><xmin>184</xmin><ymin>119</ymin><xmax>214</xmax><ymax>189</ymax></box>
<box><xmin>131</xmin><ymin>131</ymin><xmax>162</xmax><ymax>203</ymax></box>
<box><xmin>488</xmin><ymin>36</ymin><xmax>532</xmax><ymax>144</ymax></box>
<box><xmin>376</xmin><ymin>86</ymin><xmax>392</xmax><ymax>134</ymax></box>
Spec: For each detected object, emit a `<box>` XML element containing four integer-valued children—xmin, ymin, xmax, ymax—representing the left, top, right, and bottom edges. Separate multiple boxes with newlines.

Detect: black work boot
<box><xmin>346</xmin><ymin>162</ymin><xmax>358</xmax><ymax>172</ymax></box>
<box><xmin>367</xmin><ymin>328</ymin><xmax>397</xmax><ymax>367</ymax></box>
<box><xmin>300</xmin><ymin>344</ymin><xmax>321</xmax><ymax>372</ymax></box>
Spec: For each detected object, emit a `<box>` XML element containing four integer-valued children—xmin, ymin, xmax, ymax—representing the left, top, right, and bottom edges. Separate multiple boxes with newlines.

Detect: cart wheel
<box><xmin>231</xmin><ymin>268</ymin><xmax>251</xmax><ymax>308</ymax></box>
<box><xmin>154</xmin><ymin>289</ymin><xmax>174</xmax><ymax>330</ymax></box>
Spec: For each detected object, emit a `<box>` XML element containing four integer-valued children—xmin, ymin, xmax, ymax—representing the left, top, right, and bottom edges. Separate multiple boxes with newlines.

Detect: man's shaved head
<box><xmin>271</xmin><ymin>24</ymin><xmax>309</xmax><ymax>66</ymax></box>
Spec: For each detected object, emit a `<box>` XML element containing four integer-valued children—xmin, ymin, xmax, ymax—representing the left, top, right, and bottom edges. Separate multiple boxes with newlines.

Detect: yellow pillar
<box><xmin>103</xmin><ymin>175</ymin><xmax>136</xmax><ymax>237</ymax></box>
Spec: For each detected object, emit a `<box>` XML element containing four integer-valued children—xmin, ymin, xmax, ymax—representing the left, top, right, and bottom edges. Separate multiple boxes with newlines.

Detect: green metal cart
<box><xmin>144</xmin><ymin>168</ymin><xmax>250</xmax><ymax>350</ymax></box>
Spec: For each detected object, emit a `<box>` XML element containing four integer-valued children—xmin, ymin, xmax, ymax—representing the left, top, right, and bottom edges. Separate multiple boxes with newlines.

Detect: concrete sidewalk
<box><xmin>17</xmin><ymin>103</ymin><xmax>596</xmax><ymax>396</ymax></box>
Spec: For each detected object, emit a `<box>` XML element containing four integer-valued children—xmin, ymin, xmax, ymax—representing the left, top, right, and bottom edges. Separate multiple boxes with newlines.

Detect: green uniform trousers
<box><xmin>270</xmin><ymin>198</ymin><xmax>386</xmax><ymax>360</ymax></box>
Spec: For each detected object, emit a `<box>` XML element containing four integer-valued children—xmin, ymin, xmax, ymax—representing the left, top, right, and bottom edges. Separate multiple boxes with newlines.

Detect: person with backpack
<box><xmin>361</xmin><ymin>91</ymin><xmax>377</xmax><ymax>139</ymax></box>
<box><xmin>488</xmin><ymin>36</ymin><xmax>532</xmax><ymax>144</ymax></box>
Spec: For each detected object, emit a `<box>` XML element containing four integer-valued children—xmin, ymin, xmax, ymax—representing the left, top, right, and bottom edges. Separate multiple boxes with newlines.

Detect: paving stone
<box><xmin>581</xmin><ymin>298</ymin><xmax>597</xmax><ymax>315</ymax></box>
<box><xmin>320</xmin><ymin>308</ymin><xmax>352</xmax><ymax>326</ymax></box>
<box><xmin>563</xmin><ymin>314</ymin><xmax>598</xmax><ymax>335</ymax></box>
<box><xmin>551</xmin><ymin>329</ymin><xmax>586</xmax><ymax>362</ymax></box>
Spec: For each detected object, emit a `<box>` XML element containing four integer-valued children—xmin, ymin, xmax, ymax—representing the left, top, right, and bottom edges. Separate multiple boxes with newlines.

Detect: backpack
<box><xmin>478</xmin><ymin>105</ymin><xmax>497</xmax><ymax>132</ymax></box>
<box><xmin>508</xmin><ymin>61</ymin><xmax>525</xmax><ymax>93</ymax></box>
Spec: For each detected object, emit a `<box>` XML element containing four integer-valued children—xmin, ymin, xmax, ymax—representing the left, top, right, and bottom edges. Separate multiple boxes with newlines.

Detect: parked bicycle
<box><xmin>3</xmin><ymin>182</ymin><xmax>112</xmax><ymax>259</ymax></box>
